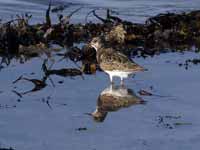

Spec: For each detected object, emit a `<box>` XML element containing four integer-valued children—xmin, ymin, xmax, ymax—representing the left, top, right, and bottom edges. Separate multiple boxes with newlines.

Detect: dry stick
<box><xmin>46</xmin><ymin>100</ymin><xmax>53</xmax><ymax>109</ymax></box>
<box><xmin>106</xmin><ymin>9</ymin><xmax>122</xmax><ymax>23</ymax></box>
<box><xmin>12</xmin><ymin>75</ymin><xmax>23</xmax><ymax>84</ymax></box>
<box><xmin>13</xmin><ymin>76</ymin><xmax>47</xmax><ymax>95</ymax></box>
<box><xmin>57</xmin><ymin>56</ymin><xmax>82</xmax><ymax>75</ymax></box>
<box><xmin>42</xmin><ymin>59</ymin><xmax>83</xmax><ymax>83</ymax></box>
<box><xmin>85</xmin><ymin>8</ymin><xmax>106</xmax><ymax>23</ymax></box>
<box><xmin>12</xmin><ymin>89</ymin><xmax>53</xmax><ymax>110</ymax></box>
<box><xmin>85</xmin><ymin>8</ymin><xmax>99</xmax><ymax>23</ymax></box>
<box><xmin>138</xmin><ymin>89</ymin><xmax>176</xmax><ymax>99</ymax></box>
<box><xmin>42</xmin><ymin>98</ymin><xmax>53</xmax><ymax>110</ymax></box>
<box><xmin>41</xmin><ymin>59</ymin><xmax>56</xmax><ymax>87</ymax></box>
<box><xmin>12</xmin><ymin>90</ymin><xmax>23</xmax><ymax>98</ymax></box>
<box><xmin>59</xmin><ymin>7</ymin><xmax>82</xmax><ymax>25</ymax></box>
<box><xmin>92</xmin><ymin>10</ymin><xmax>108</xmax><ymax>23</ymax></box>
<box><xmin>68</xmin><ymin>7</ymin><xmax>83</xmax><ymax>19</ymax></box>
<box><xmin>46</xmin><ymin>0</ymin><xmax>52</xmax><ymax>27</ymax></box>
<box><xmin>48</xmin><ymin>76</ymin><xmax>56</xmax><ymax>87</ymax></box>
<box><xmin>47</xmin><ymin>52</ymin><xmax>83</xmax><ymax>79</ymax></box>
<box><xmin>85</xmin><ymin>8</ymin><xmax>119</xmax><ymax>23</ymax></box>
<box><xmin>12</xmin><ymin>90</ymin><xmax>67</xmax><ymax>109</ymax></box>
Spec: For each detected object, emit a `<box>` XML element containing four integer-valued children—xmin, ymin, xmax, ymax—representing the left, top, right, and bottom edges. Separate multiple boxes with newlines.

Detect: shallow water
<box><xmin>1</xmin><ymin>0</ymin><xmax>200</xmax><ymax>150</ymax></box>
<box><xmin>0</xmin><ymin>52</ymin><xmax>200</xmax><ymax>150</ymax></box>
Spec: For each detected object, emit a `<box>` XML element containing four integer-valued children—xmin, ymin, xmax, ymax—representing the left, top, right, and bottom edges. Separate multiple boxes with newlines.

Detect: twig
<box><xmin>12</xmin><ymin>75</ymin><xmax>23</xmax><ymax>84</ymax></box>
<box><xmin>46</xmin><ymin>0</ymin><xmax>52</xmax><ymax>27</ymax></box>
<box><xmin>106</xmin><ymin>9</ymin><xmax>122</xmax><ymax>23</ymax></box>
<box><xmin>92</xmin><ymin>10</ymin><xmax>107</xmax><ymax>23</ymax></box>
<box><xmin>85</xmin><ymin>8</ymin><xmax>101</xmax><ymax>23</ymax></box>
<box><xmin>68</xmin><ymin>7</ymin><xmax>83</xmax><ymax>18</ymax></box>
<box><xmin>12</xmin><ymin>90</ymin><xmax>23</xmax><ymax>98</ymax></box>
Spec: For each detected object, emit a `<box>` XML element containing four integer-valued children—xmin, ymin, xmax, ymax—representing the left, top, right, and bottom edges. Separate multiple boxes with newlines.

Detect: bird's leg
<box><xmin>120</xmin><ymin>77</ymin><xmax>124</xmax><ymax>86</ymax></box>
<box><xmin>110</xmin><ymin>82</ymin><xmax>114</xmax><ymax>90</ymax></box>
<box><xmin>109</xmin><ymin>75</ymin><xmax>114</xmax><ymax>85</ymax></box>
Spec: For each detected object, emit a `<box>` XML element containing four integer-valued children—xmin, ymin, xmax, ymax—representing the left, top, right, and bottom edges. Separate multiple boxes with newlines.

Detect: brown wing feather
<box><xmin>98</xmin><ymin>50</ymin><xmax>144</xmax><ymax>72</ymax></box>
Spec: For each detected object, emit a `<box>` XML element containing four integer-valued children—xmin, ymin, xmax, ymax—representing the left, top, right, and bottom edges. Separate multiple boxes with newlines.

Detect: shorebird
<box><xmin>87</xmin><ymin>84</ymin><xmax>145</xmax><ymax>122</ymax></box>
<box><xmin>90</xmin><ymin>37</ymin><xmax>146</xmax><ymax>84</ymax></box>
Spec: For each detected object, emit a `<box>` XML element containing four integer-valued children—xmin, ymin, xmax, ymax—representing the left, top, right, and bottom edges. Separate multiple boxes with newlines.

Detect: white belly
<box><xmin>105</xmin><ymin>70</ymin><xmax>132</xmax><ymax>78</ymax></box>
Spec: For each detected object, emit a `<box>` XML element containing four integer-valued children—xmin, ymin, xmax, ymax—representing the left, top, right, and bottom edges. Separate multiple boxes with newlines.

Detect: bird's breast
<box><xmin>105</xmin><ymin>70</ymin><xmax>132</xmax><ymax>78</ymax></box>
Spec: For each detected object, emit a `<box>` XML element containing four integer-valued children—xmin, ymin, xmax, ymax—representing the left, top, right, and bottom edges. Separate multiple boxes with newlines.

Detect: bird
<box><xmin>86</xmin><ymin>84</ymin><xmax>146</xmax><ymax>122</ymax></box>
<box><xmin>90</xmin><ymin>37</ymin><xmax>146</xmax><ymax>84</ymax></box>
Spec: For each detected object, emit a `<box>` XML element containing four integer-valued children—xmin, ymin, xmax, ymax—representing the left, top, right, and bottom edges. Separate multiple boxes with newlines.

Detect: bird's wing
<box><xmin>99</xmin><ymin>51</ymin><xmax>144</xmax><ymax>71</ymax></box>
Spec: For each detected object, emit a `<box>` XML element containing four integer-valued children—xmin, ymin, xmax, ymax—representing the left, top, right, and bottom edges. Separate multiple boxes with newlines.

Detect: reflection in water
<box><xmin>90</xmin><ymin>84</ymin><xmax>146</xmax><ymax>122</ymax></box>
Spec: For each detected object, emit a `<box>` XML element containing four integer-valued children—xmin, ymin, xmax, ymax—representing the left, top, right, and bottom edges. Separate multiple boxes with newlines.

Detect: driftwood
<box><xmin>42</xmin><ymin>59</ymin><xmax>83</xmax><ymax>77</ymax></box>
<box><xmin>12</xmin><ymin>75</ymin><xmax>47</xmax><ymax>95</ymax></box>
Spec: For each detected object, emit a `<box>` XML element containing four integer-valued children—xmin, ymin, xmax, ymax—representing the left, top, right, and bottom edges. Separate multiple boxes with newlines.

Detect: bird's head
<box><xmin>90</xmin><ymin>37</ymin><xmax>103</xmax><ymax>51</ymax></box>
<box><xmin>85</xmin><ymin>108</ymin><xmax>107</xmax><ymax>122</ymax></box>
<box><xmin>92</xmin><ymin>109</ymin><xmax>107</xmax><ymax>122</ymax></box>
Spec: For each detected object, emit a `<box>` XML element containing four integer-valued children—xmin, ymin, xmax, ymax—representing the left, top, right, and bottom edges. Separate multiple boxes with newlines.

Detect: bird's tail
<box><xmin>133</xmin><ymin>65</ymin><xmax>147</xmax><ymax>72</ymax></box>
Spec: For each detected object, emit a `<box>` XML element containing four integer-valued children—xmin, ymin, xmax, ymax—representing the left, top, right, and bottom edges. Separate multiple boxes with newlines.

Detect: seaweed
<box><xmin>0</xmin><ymin>6</ymin><xmax>199</xmax><ymax>59</ymax></box>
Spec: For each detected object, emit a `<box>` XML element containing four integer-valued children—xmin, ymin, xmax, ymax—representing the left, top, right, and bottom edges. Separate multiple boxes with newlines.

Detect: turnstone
<box><xmin>90</xmin><ymin>37</ymin><xmax>146</xmax><ymax>84</ymax></box>
<box><xmin>88</xmin><ymin>84</ymin><xmax>145</xmax><ymax>122</ymax></box>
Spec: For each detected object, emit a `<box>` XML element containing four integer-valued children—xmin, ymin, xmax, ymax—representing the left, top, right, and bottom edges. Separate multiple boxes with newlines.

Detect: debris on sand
<box><xmin>44</xmin><ymin>67</ymin><xmax>82</xmax><ymax>77</ymax></box>
<box><xmin>75</xmin><ymin>127</ymin><xmax>87</xmax><ymax>131</ymax></box>
<box><xmin>179</xmin><ymin>58</ymin><xmax>200</xmax><ymax>69</ymax></box>
<box><xmin>42</xmin><ymin>59</ymin><xmax>83</xmax><ymax>77</ymax></box>
<box><xmin>12</xmin><ymin>75</ymin><xmax>47</xmax><ymax>95</ymax></box>
<box><xmin>156</xmin><ymin>115</ymin><xmax>192</xmax><ymax>129</ymax></box>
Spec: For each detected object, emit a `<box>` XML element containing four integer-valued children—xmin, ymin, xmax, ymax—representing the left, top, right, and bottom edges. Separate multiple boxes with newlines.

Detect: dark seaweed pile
<box><xmin>0</xmin><ymin>3</ymin><xmax>200</xmax><ymax>73</ymax></box>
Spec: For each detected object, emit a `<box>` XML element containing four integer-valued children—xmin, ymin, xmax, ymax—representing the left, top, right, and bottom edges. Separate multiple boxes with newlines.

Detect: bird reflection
<box><xmin>88</xmin><ymin>84</ymin><xmax>146</xmax><ymax>122</ymax></box>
